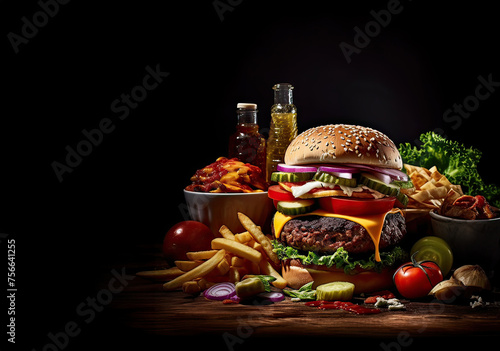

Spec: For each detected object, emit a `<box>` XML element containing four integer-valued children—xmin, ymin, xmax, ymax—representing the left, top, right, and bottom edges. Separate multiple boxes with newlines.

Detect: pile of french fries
<box><xmin>404</xmin><ymin>164</ymin><xmax>463</xmax><ymax>209</ymax></box>
<box><xmin>136</xmin><ymin>212</ymin><xmax>287</xmax><ymax>294</ymax></box>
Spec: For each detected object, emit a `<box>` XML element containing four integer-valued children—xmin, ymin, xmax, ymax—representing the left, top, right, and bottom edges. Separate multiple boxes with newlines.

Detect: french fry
<box><xmin>219</xmin><ymin>225</ymin><xmax>236</xmax><ymax>240</ymax></box>
<box><xmin>228</xmin><ymin>267</ymin><xmax>240</xmax><ymax>283</ymax></box>
<box><xmin>197</xmin><ymin>278</ymin><xmax>216</xmax><ymax>290</ymax></box>
<box><xmin>237</xmin><ymin>212</ymin><xmax>280</xmax><ymax>265</ymax></box>
<box><xmin>163</xmin><ymin>249</ymin><xmax>226</xmax><ymax>291</ymax></box>
<box><xmin>186</xmin><ymin>250</ymin><xmax>219</xmax><ymax>260</ymax></box>
<box><xmin>231</xmin><ymin>256</ymin><xmax>246</xmax><ymax>267</ymax></box>
<box><xmin>211</xmin><ymin>238</ymin><xmax>262</xmax><ymax>264</ymax></box>
<box><xmin>234</xmin><ymin>232</ymin><xmax>253</xmax><ymax>243</ymax></box>
<box><xmin>136</xmin><ymin>267</ymin><xmax>184</xmax><ymax>281</ymax></box>
<box><xmin>215</xmin><ymin>258</ymin><xmax>231</xmax><ymax>275</ymax></box>
<box><xmin>182</xmin><ymin>280</ymin><xmax>202</xmax><ymax>294</ymax></box>
<box><xmin>250</xmin><ymin>261</ymin><xmax>260</xmax><ymax>275</ymax></box>
<box><xmin>251</xmin><ymin>241</ymin><xmax>263</xmax><ymax>252</ymax></box>
<box><xmin>228</xmin><ymin>266</ymin><xmax>247</xmax><ymax>283</ymax></box>
<box><xmin>259</xmin><ymin>260</ymin><xmax>287</xmax><ymax>289</ymax></box>
<box><xmin>175</xmin><ymin>260</ymin><xmax>204</xmax><ymax>272</ymax></box>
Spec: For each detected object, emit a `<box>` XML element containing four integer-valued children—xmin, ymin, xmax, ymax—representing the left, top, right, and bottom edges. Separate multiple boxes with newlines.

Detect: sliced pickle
<box><xmin>391</xmin><ymin>180</ymin><xmax>415</xmax><ymax>189</ymax></box>
<box><xmin>271</xmin><ymin>172</ymin><xmax>315</xmax><ymax>183</ymax></box>
<box><xmin>316</xmin><ymin>282</ymin><xmax>355</xmax><ymax>301</ymax></box>
<box><xmin>359</xmin><ymin>173</ymin><xmax>400</xmax><ymax>196</ymax></box>
<box><xmin>313</xmin><ymin>172</ymin><xmax>357</xmax><ymax>187</ymax></box>
<box><xmin>276</xmin><ymin>200</ymin><xmax>315</xmax><ymax>216</ymax></box>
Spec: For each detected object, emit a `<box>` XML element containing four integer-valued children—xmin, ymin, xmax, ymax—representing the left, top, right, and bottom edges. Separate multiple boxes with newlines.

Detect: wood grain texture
<box><xmin>106</xmin><ymin>245</ymin><xmax>500</xmax><ymax>341</ymax></box>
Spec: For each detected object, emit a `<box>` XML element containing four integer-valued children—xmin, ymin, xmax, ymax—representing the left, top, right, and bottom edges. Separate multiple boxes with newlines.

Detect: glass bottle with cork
<box><xmin>228</xmin><ymin>103</ymin><xmax>266</xmax><ymax>173</ymax></box>
<box><xmin>266</xmin><ymin>83</ymin><xmax>298</xmax><ymax>182</ymax></box>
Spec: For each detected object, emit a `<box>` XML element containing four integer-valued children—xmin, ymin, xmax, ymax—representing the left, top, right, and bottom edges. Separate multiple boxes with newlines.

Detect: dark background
<box><xmin>1</xmin><ymin>0</ymin><xmax>499</xmax><ymax>350</ymax></box>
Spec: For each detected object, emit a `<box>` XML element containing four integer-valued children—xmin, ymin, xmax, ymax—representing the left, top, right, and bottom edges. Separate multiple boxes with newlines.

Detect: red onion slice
<box><xmin>203</xmin><ymin>282</ymin><xmax>236</xmax><ymax>301</ymax></box>
<box><xmin>344</xmin><ymin>164</ymin><xmax>408</xmax><ymax>181</ymax></box>
<box><xmin>317</xmin><ymin>166</ymin><xmax>358</xmax><ymax>179</ymax></box>
<box><xmin>370</xmin><ymin>171</ymin><xmax>392</xmax><ymax>184</ymax></box>
<box><xmin>277</xmin><ymin>164</ymin><xmax>318</xmax><ymax>173</ymax></box>
<box><xmin>257</xmin><ymin>292</ymin><xmax>285</xmax><ymax>302</ymax></box>
<box><xmin>318</xmin><ymin>165</ymin><xmax>359</xmax><ymax>174</ymax></box>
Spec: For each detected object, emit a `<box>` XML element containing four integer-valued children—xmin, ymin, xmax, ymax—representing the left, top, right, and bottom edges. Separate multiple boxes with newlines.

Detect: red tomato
<box><xmin>162</xmin><ymin>221</ymin><xmax>214</xmax><ymax>265</ymax></box>
<box><xmin>268</xmin><ymin>185</ymin><xmax>297</xmax><ymax>202</ymax></box>
<box><xmin>393</xmin><ymin>256</ymin><xmax>443</xmax><ymax>299</ymax></box>
<box><xmin>318</xmin><ymin>196</ymin><xmax>395</xmax><ymax>216</ymax></box>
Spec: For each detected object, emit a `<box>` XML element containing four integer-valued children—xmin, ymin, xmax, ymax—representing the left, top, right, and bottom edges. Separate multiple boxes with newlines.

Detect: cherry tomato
<box><xmin>393</xmin><ymin>254</ymin><xmax>443</xmax><ymax>299</ymax></box>
<box><xmin>162</xmin><ymin>221</ymin><xmax>214</xmax><ymax>265</ymax></box>
<box><xmin>318</xmin><ymin>196</ymin><xmax>395</xmax><ymax>216</ymax></box>
<box><xmin>411</xmin><ymin>236</ymin><xmax>453</xmax><ymax>276</ymax></box>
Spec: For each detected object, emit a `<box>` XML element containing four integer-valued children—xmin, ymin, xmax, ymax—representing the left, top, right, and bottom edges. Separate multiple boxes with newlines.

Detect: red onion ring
<box><xmin>317</xmin><ymin>165</ymin><xmax>359</xmax><ymax>173</ymax></box>
<box><xmin>344</xmin><ymin>164</ymin><xmax>408</xmax><ymax>181</ymax></box>
<box><xmin>277</xmin><ymin>164</ymin><xmax>318</xmax><ymax>173</ymax></box>
<box><xmin>370</xmin><ymin>171</ymin><xmax>392</xmax><ymax>184</ymax></box>
<box><xmin>317</xmin><ymin>166</ymin><xmax>359</xmax><ymax>179</ymax></box>
<box><xmin>203</xmin><ymin>282</ymin><xmax>236</xmax><ymax>301</ymax></box>
<box><xmin>257</xmin><ymin>292</ymin><xmax>285</xmax><ymax>302</ymax></box>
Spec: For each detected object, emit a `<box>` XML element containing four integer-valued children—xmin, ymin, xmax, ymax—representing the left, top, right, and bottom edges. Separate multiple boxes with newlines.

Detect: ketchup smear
<box><xmin>305</xmin><ymin>300</ymin><xmax>381</xmax><ymax>315</ymax></box>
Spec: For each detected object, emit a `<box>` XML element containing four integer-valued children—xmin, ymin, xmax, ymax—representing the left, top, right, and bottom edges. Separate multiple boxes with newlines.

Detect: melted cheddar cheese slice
<box><xmin>273</xmin><ymin>209</ymin><xmax>403</xmax><ymax>262</ymax></box>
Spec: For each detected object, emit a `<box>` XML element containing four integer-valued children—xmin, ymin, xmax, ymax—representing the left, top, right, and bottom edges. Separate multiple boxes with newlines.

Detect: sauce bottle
<box><xmin>228</xmin><ymin>103</ymin><xmax>266</xmax><ymax>173</ymax></box>
<box><xmin>266</xmin><ymin>83</ymin><xmax>298</xmax><ymax>182</ymax></box>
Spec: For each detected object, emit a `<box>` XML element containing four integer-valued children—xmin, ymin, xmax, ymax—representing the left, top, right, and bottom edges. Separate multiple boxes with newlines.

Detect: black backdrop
<box><xmin>1</xmin><ymin>1</ymin><xmax>499</xmax><ymax>350</ymax></box>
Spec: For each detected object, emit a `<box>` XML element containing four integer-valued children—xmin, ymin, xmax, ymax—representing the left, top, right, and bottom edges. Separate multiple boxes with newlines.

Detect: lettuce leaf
<box><xmin>272</xmin><ymin>240</ymin><xmax>407</xmax><ymax>275</ymax></box>
<box><xmin>399</xmin><ymin>132</ymin><xmax>500</xmax><ymax>207</ymax></box>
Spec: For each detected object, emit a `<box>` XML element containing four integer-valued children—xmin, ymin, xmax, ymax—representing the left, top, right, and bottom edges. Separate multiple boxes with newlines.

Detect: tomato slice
<box><xmin>318</xmin><ymin>196</ymin><xmax>395</xmax><ymax>216</ymax></box>
<box><xmin>268</xmin><ymin>185</ymin><xmax>297</xmax><ymax>202</ymax></box>
<box><xmin>410</xmin><ymin>236</ymin><xmax>453</xmax><ymax>276</ymax></box>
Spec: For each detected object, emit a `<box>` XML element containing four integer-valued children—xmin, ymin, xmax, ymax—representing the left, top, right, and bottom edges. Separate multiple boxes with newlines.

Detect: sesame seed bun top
<box><xmin>284</xmin><ymin>124</ymin><xmax>403</xmax><ymax>169</ymax></box>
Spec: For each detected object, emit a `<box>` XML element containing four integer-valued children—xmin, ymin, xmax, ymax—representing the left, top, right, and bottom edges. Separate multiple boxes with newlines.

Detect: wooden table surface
<box><xmin>105</xmin><ymin>244</ymin><xmax>500</xmax><ymax>350</ymax></box>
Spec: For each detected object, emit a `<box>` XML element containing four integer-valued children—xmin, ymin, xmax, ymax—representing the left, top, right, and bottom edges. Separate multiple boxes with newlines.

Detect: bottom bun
<box><xmin>282</xmin><ymin>260</ymin><xmax>395</xmax><ymax>294</ymax></box>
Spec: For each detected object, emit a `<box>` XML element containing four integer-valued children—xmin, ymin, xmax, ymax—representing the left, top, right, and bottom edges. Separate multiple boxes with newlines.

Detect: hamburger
<box><xmin>268</xmin><ymin>124</ymin><xmax>411</xmax><ymax>293</ymax></box>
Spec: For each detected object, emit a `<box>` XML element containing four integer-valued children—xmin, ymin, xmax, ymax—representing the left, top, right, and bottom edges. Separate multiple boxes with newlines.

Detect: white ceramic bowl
<box><xmin>183</xmin><ymin>190</ymin><xmax>274</xmax><ymax>236</ymax></box>
<box><xmin>429</xmin><ymin>210</ymin><xmax>500</xmax><ymax>270</ymax></box>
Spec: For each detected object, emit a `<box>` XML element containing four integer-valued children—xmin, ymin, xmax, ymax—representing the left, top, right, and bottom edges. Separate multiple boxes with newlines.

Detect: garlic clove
<box><xmin>452</xmin><ymin>265</ymin><xmax>491</xmax><ymax>291</ymax></box>
<box><xmin>429</xmin><ymin>278</ymin><xmax>465</xmax><ymax>303</ymax></box>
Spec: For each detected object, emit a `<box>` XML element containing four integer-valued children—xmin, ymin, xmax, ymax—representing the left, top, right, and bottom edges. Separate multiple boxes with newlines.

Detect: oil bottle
<box><xmin>228</xmin><ymin>103</ymin><xmax>266</xmax><ymax>173</ymax></box>
<box><xmin>266</xmin><ymin>83</ymin><xmax>298</xmax><ymax>182</ymax></box>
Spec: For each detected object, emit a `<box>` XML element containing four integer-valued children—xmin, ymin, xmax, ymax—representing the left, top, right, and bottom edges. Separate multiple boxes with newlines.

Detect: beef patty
<box><xmin>280</xmin><ymin>213</ymin><xmax>406</xmax><ymax>255</ymax></box>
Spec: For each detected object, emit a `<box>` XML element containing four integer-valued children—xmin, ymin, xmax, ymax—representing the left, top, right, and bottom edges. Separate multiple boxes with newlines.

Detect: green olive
<box><xmin>235</xmin><ymin>277</ymin><xmax>265</xmax><ymax>298</ymax></box>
